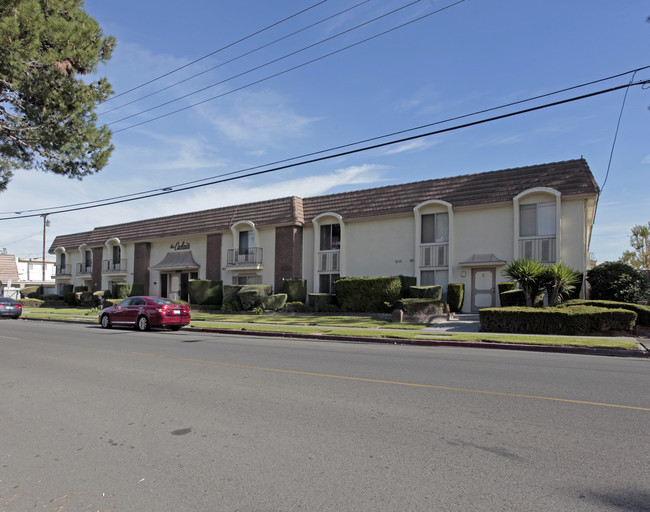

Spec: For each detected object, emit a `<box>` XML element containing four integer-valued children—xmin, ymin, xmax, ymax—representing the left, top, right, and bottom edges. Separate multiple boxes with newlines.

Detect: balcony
<box><xmin>55</xmin><ymin>264</ymin><xmax>72</xmax><ymax>276</ymax></box>
<box><xmin>419</xmin><ymin>243</ymin><xmax>448</xmax><ymax>268</ymax></box>
<box><xmin>76</xmin><ymin>263</ymin><xmax>92</xmax><ymax>275</ymax></box>
<box><xmin>318</xmin><ymin>250</ymin><xmax>340</xmax><ymax>272</ymax></box>
<box><xmin>103</xmin><ymin>259</ymin><xmax>128</xmax><ymax>274</ymax></box>
<box><xmin>227</xmin><ymin>248</ymin><xmax>263</xmax><ymax>269</ymax></box>
<box><xmin>519</xmin><ymin>236</ymin><xmax>556</xmax><ymax>263</ymax></box>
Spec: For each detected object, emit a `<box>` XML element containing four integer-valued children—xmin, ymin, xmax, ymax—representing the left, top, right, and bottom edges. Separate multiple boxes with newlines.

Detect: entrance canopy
<box><xmin>459</xmin><ymin>253</ymin><xmax>506</xmax><ymax>267</ymax></box>
<box><xmin>150</xmin><ymin>251</ymin><xmax>200</xmax><ymax>271</ymax></box>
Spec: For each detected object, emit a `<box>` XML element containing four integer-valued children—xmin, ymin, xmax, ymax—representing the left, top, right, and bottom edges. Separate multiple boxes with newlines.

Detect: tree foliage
<box><xmin>504</xmin><ymin>258</ymin><xmax>546</xmax><ymax>307</ymax></box>
<box><xmin>619</xmin><ymin>222</ymin><xmax>649</xmax><ymax>270</ymax></box>
<box><xmin>587</xmin><ymin>261</ymin><xmax>649</xmax><ymax>303</ymax></box>
<box><xmin>0</xmin><ymin>0</ymin><xmax>115</xmax><ymax>191</ymax></box>
<box><xmin>505</xmin><ymin>259</ymin><xmax>581</xmax><ymax>307</ymax></box>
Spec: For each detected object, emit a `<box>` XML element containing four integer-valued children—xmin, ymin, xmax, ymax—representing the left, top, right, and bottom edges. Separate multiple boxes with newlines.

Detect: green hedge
<box><xmin>395</xmin><ymin>298</ymin><xmax>447</xmax><ymax>317</ymax></box>
<box><xmin>112</xmin><ymin>283</ymin><xmax>144</xmax><ymax>299</ymax></box>
<box><xmin>261</xmin><ymin>293</ymin><xmax>288</xmax><ymax>311</ymax></box>
<box><xmin>334</xmin><ymin>276</ymin><xmax>402</xmax><ymax>312</ymax></box>
<box><xmin>20</xmin><ymin>285</ymin><xmax>42</xmax><ymax>298</ymax></box>
<box><xmin>398</xmin><ymin>275</ymin><xmax>417</xmax><ymax>297</ymax></box>
<box><xmin>17</xmin><ymin>298</ymin><xmax>44</xmax><ymax>308</ymax></box>
<box><xmin>447</xmin><ymin>283</ymin><xmax>465</xmax><ymax>313</ymax></box>
<box><xmin>559</xmin><ymin>299</ymin><xmax>650</xmax><ymax>326</ymax></box>
<box><xmin>286</xmin><ymin>301</ymin><xmax>309</xmax><ymax>313</ymax></box>
<box><xmin>239</xmin><ymin>284</ymin><xmax>272</xmax><ymax>310</ymax></box>
<box><xmin>223</xmin><ymin>285</ymin><xmax>244</xmax><ymax>307</ymax></box>
<box><xmin>479</xmin><ymin>306</ymin><xmax>637</xmax><ymax>335</ymax></box>
<box><xmin>188</xmin><ymin>279</ymin><xmax>223</xmax><ymax>306</ymax></box>
<box><xmin>308</xmin><ymin>293</ymin><xmax>336</xmax><ymax>312</ymax></box>
<box><xmin>283</xmin><ymin>279</ymin><xmax>307</xmax><ymax>303</ymax></box>
<box><xmin>500</xmin><ymin>289</ymin><xmax>525</xmax><ymax>307</ymax></box>
<box><xmin>409</xmin><ymin>285</ymin><xmax>443</xmax><ymax>300</ymax></box>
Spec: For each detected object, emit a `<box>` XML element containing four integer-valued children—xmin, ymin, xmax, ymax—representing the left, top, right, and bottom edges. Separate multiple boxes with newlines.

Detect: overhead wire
<box><xmin>103</xmin><ymin>0</ymin><xmax>331</xmax><ymax>103</ymax></box>
<box><xmin>1</xmin><ymin>66</ymin><xmax>647</xmax><ymax>217</ymax></box>
<box><xmin>1</xmin><ymin>78</ymin><xmax>647</xmax><ymax>222</ymax></box>
<box><xmin>99</xmin><ymin>0</ymin><xmax>373</xmax><ymax>116</ymax></box>
<box><xmin>107</xmin><ymin>0</ymin><xmax>465</xmax><ymax>133</ymax></box>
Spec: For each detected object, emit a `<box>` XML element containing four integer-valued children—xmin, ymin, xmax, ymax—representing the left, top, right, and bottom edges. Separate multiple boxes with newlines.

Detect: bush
<box><xmin>188</xmin><ymin>279</ymin><xmax>223</xmax><ymax>306</ymax></box>
<box><xmin>480</xmin><ymin>306</ymin><xmax>637</xmax><ymax>335</ymax></box>
<box><xmin>17</xmin><ymin>298</ymin><xmax>44</xmax><ymax>308</ymax></box>
<box><xmin>398</xmin><ymin>275</ymin><xmax>417</xmax><ymax>298</ymax></box>
<box><xmin>559</xmin><ymin>299</ymin><xmax>650</xmax><ymax>326</ymax></box>
<box><xmin>20</xmin><ymin>285</ymin><xmax>42</xmax><ymax>298</ymax></box>
<box><xmin>308</xmin><ymin>293</ymin><xmax>336</xmax><ymax>312</ymax></box>
<box><xmin>408</xmin><ymin>285</ymin><xmax>443</xmax><ymax>300</ymax></box>
<box><xmin>500</xmin><ymin>289</ymin><xmax>525</xmax><ymax>307</ymax></box>
<box><xmin>395</xmin><ymin>298</ymin><xmax>447</xmax><ymax>317</ymax></box>
<box><xmin>285</xmin><ymin>301</ymin><xmax>309</xmax><ymax>313</ymax></box>
<box><xmin>74</xmin><ymin>286</ymin><xmax>88</xmax><ymax>293</ymax></box>
<box><xmin>334</xmin><ymin>276</ymin><xmax>402</xmax><ymax>312</ymax></box>
<box><xmin>223</xmin><ymin>285</ymin><xmax>244</xmax><ymax>308</ymax></box>
<box><xmin>447</xmin><ymin>283</ymin><xmax>465</xmax><ymax>313</ymax></box>
<box><xmin>112</xmin><ymin>283</ymin><xmax>144</xmax><ymax>299</ymax></box>
<box><xmin>239</xmin><ymin>284</ymin><xmax>272</xmax><ymax>310</ymax></box>
<box><xmin>283</xmin><ymin>279</ymin><xmax>307</xmax><ymax>303</ymax></box>
<box><xmin>64</xmin><ymin>292</ymin><xmax>78</xmax><ymax>306</ymax></box>
<box><xmin>260</xmin><ymin>293</ymin><xmax>288</xmax><ymax>312</ymax></box>
<box><xmin>587</xmin><ymin>262</ymin><xmax>649</xmax><ymax>303</ymax></box>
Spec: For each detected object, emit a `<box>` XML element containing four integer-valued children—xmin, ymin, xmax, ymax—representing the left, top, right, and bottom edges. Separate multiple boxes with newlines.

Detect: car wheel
<box><xmin>100</xmin><ymin>314</ymin><xmax>112</xmax><ymax>329</ymax></box>
<box><xmin>136</xmin><ymin>315</ymin><xmax>150</xmax><ymax>331</ymax></box>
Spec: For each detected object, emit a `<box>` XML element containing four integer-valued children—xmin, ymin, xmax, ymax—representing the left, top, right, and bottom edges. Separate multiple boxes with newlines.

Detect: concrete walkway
<box><xmin>424</xmin><ymin>313</ymin><xmax>481</xmax><ymax>333</ymax></box>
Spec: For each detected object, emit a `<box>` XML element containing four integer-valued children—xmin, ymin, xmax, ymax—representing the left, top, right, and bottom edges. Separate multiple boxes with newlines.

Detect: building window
<box><xmin>233</xmin><ymin>274</ymin><xmax>262</xmax><ymax>285</ymax></box>
<box><xmin>112</xmin><ymin>245</ymin><xmax>121</xmax><ymax>264</ymax></box>
<box><xmin>320</xmin><ymin>224</ymin><xmax>341</xmax><ymax>251</ymax></box>
<box><xmin>319</xmin><ymin>273</ymin><xmax>339</xmax><ymax>295</ymax></box>
<box><xmin>420</xmin><ymin>269</ymin><xmax>449</xmax><ymax>289</ymax></box>
<box><xmin>520</xmin><ymin>202</ymin><xmax>555</xmax><ymax>237</ymax></box>
<box><xmin>239</xmin><ymin>230</ymin><xmax>254</xmax><ymax>251</ymax></box>
<box><xmin>421</xmin><ymin>212</ymin><xmax>449</xmax><ymax>243</ymax></box>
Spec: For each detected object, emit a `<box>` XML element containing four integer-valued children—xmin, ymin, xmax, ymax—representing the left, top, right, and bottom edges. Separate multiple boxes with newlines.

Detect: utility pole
<box><xmin>41</xmin><ymin>214</ymin><xmax>50</xmax><ymax>286</ymax></box>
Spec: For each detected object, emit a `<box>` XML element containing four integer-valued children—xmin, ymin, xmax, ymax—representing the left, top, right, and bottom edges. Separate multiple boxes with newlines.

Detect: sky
<box><xmin>1</xmin><ymin>0</ymin><xmax>648</xmax><ymax>264</ymax></box>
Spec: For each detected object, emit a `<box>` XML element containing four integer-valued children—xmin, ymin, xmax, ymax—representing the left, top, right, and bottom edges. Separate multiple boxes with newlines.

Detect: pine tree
<box><xmin>0</xmin><ymin>0</ymin><xmax>115</xmax><ymax>191</ymax></box>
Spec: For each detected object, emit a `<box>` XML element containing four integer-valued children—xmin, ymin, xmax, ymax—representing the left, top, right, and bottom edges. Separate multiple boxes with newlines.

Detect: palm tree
<box><xmin>544</xmin><ymin>262</ymin><xmax>581</xmax><ymax>306</ymax></box>
<box><xmin>504</xmin><ymin>259</ymin><xmax>546</xmax><ymax>307</ymax></box>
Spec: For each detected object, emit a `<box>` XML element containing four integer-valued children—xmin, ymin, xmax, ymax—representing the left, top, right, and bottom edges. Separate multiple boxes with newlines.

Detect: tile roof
<box><xmin>302</xmin><ymin>159</ymin><xmax>599</xmax><ymax>220</ymax></box>
<box><xmin>0</xmin><ymin>254</ymin><xmax>19</xmax><ymax>283</ymax></box>
<box><xmin>50</xmin><ymin>159</ymin><xmax>598</xmax><ymax>252</ymax></box>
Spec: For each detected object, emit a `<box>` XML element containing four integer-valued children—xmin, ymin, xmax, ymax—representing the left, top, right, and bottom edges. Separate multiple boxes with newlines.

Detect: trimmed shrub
<box><xmin>285</xmin><ymin>301</ymin><xmax>309</xmax><ymax>313</ymax></box>
<box><xmin>188</xmin><ymin>279</ymin><xmax>223</xmax><ymax>306</ymax></box>
<box><xmin>498</xmin><ymin>282</ymin><xmax>517</xmax><ymax>294</ymax></box>
<box><xmin>239</xmin><ymin>284</ymin><xmax>272</xmax><ymax>310</ymax></box>
<box><xmin>308</xmin><ymin>293</ymin><xmax>336</xmax><ymax>312</ymax></box>
<box><xmin>409</xmin><ymin>285</ymin><xmax>443</xmax><ymax>300</ymax></box>
<box><xmin>587</xmin><ymin>261</ymin><xmax>648</xmax><ymax>303</ymax></box>
<box><xmin>447</xmin><ymin>283</ymin><xmax>465</xmax><ymax>313</ymax></box>
<box><xmin>74</xmin><ymin>286</ymin><xmax>88</xmax><ymax>293</ymax></box>
<box><xmin>398</xmin><ymin>275</ymin><xmax>417</xmax><ymax>298</ymax></box>
<box><xmin>261</xmin><ymin>293</ymin><xmax>288</xmax><ymax>311</ymax></box>
<box><xmin>559</xmin><ymin>299</ymin><xmax>650</xmax><ymax>326</ymax></box>
<box><xmin>500</xmin><ymin>289</ymin><xmax>525</xmax><ymax>307</ymax></box>
<box><xmin>223</xmin><ymin>285</ymin><xmax>244</xmax><ymax>307</ymax></box>
<box><xmin>64</xmin><ymin>292</ymin><xmax>78</xmax><ymax>306</ymax></box>
<box><xmin>17</xmin><ymin>298</ymin><xmax>44</xmax><ymax>308</ymax></box>
<box><xmin>63</xmin><ymin>284</ymin><xmax>73</xmax><ymax>295</ymax></box>
<box><xmin>480</xmin><ymin>306</ymin><xmax>637</xmax><ymax>335</ymax></box>
<box><xmin>283</xmin><ymin>279</ymin><xmax>307</xmax><ymax>303</ymax></box>
<box><xmin>334</xmin><ymin>276</ymin><xmax>402</xmax><ymax>312</ymax></box>
<box><xmin>395</xmin><ymin>298</ymin><xmax>448</xmax><ymax>317</ymax></box>
<box><xmin>112</xmin><ymin>283</ymin><xmax>133</xmax><ymax>299</ymax></box>
<box><xmin>20</xmin><ymin>286</ymin><xmax>42</xmax><ymax>298</ymax></box>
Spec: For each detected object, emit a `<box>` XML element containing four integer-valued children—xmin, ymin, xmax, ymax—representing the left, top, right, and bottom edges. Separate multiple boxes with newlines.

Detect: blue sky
<box><xmin>1</xmin><ymin>0</ymin><xmax>648</xmax><ymax>265</ymax></box>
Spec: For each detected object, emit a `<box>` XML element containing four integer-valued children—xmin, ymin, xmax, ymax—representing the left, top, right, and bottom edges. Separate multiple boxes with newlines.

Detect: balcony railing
<box><xmin>420</xmin><ymin>243</ymin><xmax>448</xmax><ymax>268</ymax></box>
<box><xmin>76</xmin><ymin>263</ymin><xmax>92</xmax><ymax>275</ymax></box>
<box><xmin>103</xmin><ymin>259</ymin><xmax>127</xmax><ymax>273</ymax></box>
<box><xmin>318</xmin><ymin>250</ymin><xmax>340</xmax><ymax>272</ymax></box>
<box><xmin>519</xmin><ymin>236</ymin><xmax>556</xmax><ymax>263</ymax></box>
<box><xmin>56</xmin><ymin>264</ymin><xmax>72</xmax><ymax>276</ymax></box>
<box><xmin>227</xmin><ymin>247</ymin><xmax>263</xmax><ymax>266</ymax></box>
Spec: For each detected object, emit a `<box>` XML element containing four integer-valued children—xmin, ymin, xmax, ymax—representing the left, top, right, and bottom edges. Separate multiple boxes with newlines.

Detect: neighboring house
<box><xmin>0</xmin><ymin>254</ymin><xmax>20</xmax><ymax>298</ymax></box>
<box><xmin>17</xmin><ymin>257</ymin><xmax>56</xmax><ymax>288</ymax></box>
<box><xmin>49</xmin><ymin>159</ymin><xmax>600</xmax><ymax>312</ymax></box>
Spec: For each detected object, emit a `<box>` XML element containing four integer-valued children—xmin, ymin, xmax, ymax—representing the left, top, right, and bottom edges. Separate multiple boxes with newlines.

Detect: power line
<box><xmin>104</xmin><ymin>0</ymin><xmax>331</xmax><ymax>102</ymax></box>
<box><xmin>1</xmin><ymin>78</ymin><xmax>647</xmax><ymax>222</ymax></box>
<box><xmin>108</xmin><ymin>0</ymin><xmax>465</xmax><ymax>131</ymax></box>
<box><xmin>1</xmin><ymin>66</ymin><xmax>647</xmax><ymax>217</ymax></box>
<box><xmin>99</xmin><ymin>0</ymin><xmax>372</xmax><ymax>116</ymax></box>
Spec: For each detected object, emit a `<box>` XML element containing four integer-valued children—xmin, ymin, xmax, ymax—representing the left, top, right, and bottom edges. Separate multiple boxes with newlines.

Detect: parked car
<box><xmin>0</xmin><ymin>297</ymin><xmax>23</xmax><ymax>319</ymax></box>
<box><xmin>99</xmin><ymin>296</ymin><xmax>190</xmax><ymax>331</ymax></box>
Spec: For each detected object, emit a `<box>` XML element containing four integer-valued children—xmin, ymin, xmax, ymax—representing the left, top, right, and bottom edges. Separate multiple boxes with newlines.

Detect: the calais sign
<box><xmin>170</xmin><ymin>241</ymin><xmax>191</xmax><ymax>251</ymax></box>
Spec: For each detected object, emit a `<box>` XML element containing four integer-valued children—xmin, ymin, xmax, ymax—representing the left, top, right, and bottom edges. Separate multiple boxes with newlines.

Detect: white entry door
<box><xmin>471</xmin><ymin>268</ymin><xmax>496</xmax><ymax>311</ymax></box>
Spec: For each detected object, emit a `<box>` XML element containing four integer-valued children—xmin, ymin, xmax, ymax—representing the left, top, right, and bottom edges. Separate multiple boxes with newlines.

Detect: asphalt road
<box><xmin>1</xmin><ymin>320</ymin><xmax>648</xmax><ymax>511</ymax></box>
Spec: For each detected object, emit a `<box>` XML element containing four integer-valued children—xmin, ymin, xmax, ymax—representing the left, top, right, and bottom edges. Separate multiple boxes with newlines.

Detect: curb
<box><xmin>18</xmin><ymin>316</ymin><xmax>649</xmax><ymax>358</ymax></box>
<box><xmin>194</xmin><ymin>327</ymin><xmax>650</xmax><ymax>358</ymax></box>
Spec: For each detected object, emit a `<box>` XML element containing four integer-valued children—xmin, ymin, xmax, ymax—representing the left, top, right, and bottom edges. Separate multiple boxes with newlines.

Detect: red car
<box><xmin>99</xmin><ymin>296</ymin><xmax>190</xmax><ymax>331</ymax></box>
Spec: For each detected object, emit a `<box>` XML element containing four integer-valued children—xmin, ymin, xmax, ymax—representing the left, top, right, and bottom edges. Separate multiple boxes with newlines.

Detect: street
<box><xmin>1</xmin><ymin>320</ymin><xmax>648</xmax><ymax>511</ymax></box>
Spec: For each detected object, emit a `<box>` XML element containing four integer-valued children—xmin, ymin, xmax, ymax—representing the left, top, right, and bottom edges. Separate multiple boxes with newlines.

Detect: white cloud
<box><xmin>383</xmin><ymin>139</ymin><xmax>438</xmax><ymax>155</ymax></box>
